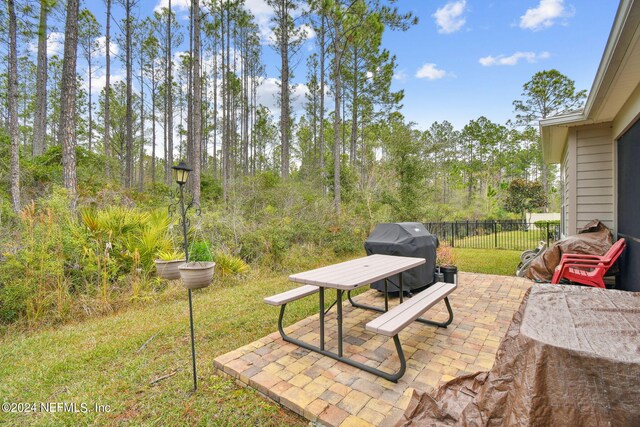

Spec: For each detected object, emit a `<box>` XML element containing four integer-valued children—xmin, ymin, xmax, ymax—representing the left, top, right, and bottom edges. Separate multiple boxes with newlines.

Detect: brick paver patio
<box><xmin>214</xmin><ymin>272</ymin><xmax>531</xmax><ymax>426</ymax></box>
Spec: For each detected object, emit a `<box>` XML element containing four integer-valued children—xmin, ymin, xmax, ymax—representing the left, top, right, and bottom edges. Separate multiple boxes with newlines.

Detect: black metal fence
<box><xmin>423</xmin><ymin>220</ymin><xmax>561</xmax><ymax>251</ymax></box>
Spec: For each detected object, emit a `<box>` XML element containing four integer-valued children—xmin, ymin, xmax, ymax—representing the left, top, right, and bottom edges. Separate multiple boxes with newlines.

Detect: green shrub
<box><xmin>534</xmin><ymin>220</ymin><xmax>560</xmax><ymax>227</ymax></box>
<box><xmin>330</xmin><ymin>228</ymin><xmax>362</xmax><ymax>256</ymax></box>
<box><xmin>156</xmin><ymin>250</ymin><xmax>185</xmax><ymax>261</ymax></box>
<box><xmin>0</xmin><ymin>199</ymin><xmax>70</xmax><ymax>325</ymax></box>
<box><xmin>200</xmin><ymin>175</ymin><xmax>223</xmax><ymax>203</ymax></box>
<box><xmin>189</xmin><ymin>241</ymin><xmax>213</xmax><ymax>262</ymax></box>
<box><xmin>0</xmin><ymin>193</ymin><xmax>177</xmax><ymax>326</ymax></box>
<box><xmin>213</xmin><ymin>251</ymin><xmax>249</xmax><ymax>276</ymax></box>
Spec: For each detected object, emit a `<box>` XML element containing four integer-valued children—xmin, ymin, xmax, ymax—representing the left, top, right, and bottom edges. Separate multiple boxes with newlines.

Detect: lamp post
<box><xmin>170</xmin><ymin>160</ymin><xmax>199</xmax><ymax>391</ymax></box>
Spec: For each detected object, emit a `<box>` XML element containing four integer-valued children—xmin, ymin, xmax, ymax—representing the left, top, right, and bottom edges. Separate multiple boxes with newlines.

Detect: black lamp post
<box><xmin>170</xmin><ymin>160</ymin><xmax>198</xmax><ymax>391</ymax></box>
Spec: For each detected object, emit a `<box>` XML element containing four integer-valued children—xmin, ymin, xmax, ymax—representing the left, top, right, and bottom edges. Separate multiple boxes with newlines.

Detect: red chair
<box><xmin>551</xmin><ymin>238</ymin><xmax>626</xmax><ymax>288</ymax></box>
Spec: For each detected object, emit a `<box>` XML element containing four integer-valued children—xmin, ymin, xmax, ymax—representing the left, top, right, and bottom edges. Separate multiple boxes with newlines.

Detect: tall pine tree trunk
<box><xmin>125</xmin><ymin>0</ymin><xmax>133</xmax><ymax>187</ymax></box>
<box><xmin>332</xmin><ymin>26</ymin><xmax>342</xmax><ymax>216</ymax></box>
<box><xmin>8</xmin><ymin>0</ymin><xmax>20</xmax><ymax>212</ymax></box>
<box><xmin>105</xmin><ymin>0</ymin><xmax>112</xmax><ymax>177</ymax></box>
<box><xmin>139</xmin><ymin>52</ymin><xmax>145</xmax><ymax>191</ymax></box>
<box><xmin>152</xmin><ymin>73</ymin><xmax>157</xmax><ymax>183</ymax></box>
<box><xmin>350</xmin><ymin>47</ymin><xmax>358</xmax><ymax>166</ymax></box>
<box><xmin>223</xmin><ymin>1</ymin><xmax>231</xmax><ymax>200</ymax></box>
<box><xmin>279</xmin><ymin>0</ymin><xmax>290</xmax><ymax>178</ymax></box>
<box><xmin>191</xmin><ymin>0</ymin><xmax>201</xmax><ymax>204</ymax></box>
<box><xmin>319</xmin><ymin>14</ymin><xmax>326</xmax><ymax>194</ymax></box>
<box><xmin>186</xmin><ymin>6</ymin><xmax>193</xmax><ymax>168</ymax></box>
<box><xmin>166</xmin><ymin>0</ymin><xmax>174</xmax><ymax>183</ymax></box>
<box><xmin>88</xmin><ymin>57</ymin><xmax>93</xmax><ymax>150</ymax></box>
<box><xmin>58</xmin><ymin>0</ymin><xmax>81</xmax><ymax>206</ymax></box>
<box><xmin>213</xmin><ymin>32</ymin><xmax>218</xmax><ymax>179</ymax></box>
<box><xmin>243</xmin><ymin>29</ymin><xmax>249</xmax><ymax>175</ymax></box>
<box><xmin>33</xmin><ymin>0</ymin><xmax>48</xmax><ymax>157</ymax></box>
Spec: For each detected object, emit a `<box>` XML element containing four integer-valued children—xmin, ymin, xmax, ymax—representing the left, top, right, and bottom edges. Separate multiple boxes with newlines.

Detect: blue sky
<box><xmin>378</xmin><ymin>0</ymin><xmax>619</xmax><ymax>129</ymax></box>
<box><xmin>45</xmin><ymin>0</ymin><xmax>620</xmax><ymax>132</ymax></box>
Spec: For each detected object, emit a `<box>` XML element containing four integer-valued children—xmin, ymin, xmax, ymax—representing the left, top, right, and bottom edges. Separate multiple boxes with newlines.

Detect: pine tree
<box><xmin>267</xmin><ymin>0</ymin><xmax>305</xmax><ymax>178</ymax></box>
<box><xmin>8</xmin><ymin>0</ymin><xmax>21</xmax><ymax>212</ymax></box>
<box><xmin>32</xmin><ymin>0</ymin><xmax>53</xmax><ymax>157</ymax></box>
<box><xmin>78</xmin><ymin>9</ymin><xmax>101</xmax><ymax>151</ymax></box>
<box><xmin>58</xmin><ymin>0</ymin><xmax>81</xmax><ymax>206</ymax></box>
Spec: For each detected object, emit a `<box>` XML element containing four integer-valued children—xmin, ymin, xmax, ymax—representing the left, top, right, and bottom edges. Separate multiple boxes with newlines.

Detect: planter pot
<box><xmin>154</xmin><ymin>259</ymin><xmax>186</xmax><ymax>280</ymax></box>
<box><xmin>179</xmin><ymin>262</ymin><xmax>215</xmax><ymax>289</ymax></box>
<box><xmin>440</xmin><ymin>265</ymin><xmax>458</xmax><ymax>285</ymax></box>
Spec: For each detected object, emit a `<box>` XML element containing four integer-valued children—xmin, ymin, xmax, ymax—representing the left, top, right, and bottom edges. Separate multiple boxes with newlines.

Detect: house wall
<box><xmin>561</xmin><ymin>146</ymin><xmax>570</xmax><ymax>236</ymax></box>
<box><xmin>563</xmin><ymin>129</ymin><xmax>578</xmax><ymax>234</ymax></box>
<box><xmin>574</xmin><ymin>124</ymin><xmax>615</xmax><ymax>233</ymax></box>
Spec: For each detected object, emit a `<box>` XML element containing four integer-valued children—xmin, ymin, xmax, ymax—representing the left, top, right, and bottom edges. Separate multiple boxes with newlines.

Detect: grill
<box><xmin>364</xmin><ymin>222</ymin><xmax>439</xmax><ymax>293</ymax></box>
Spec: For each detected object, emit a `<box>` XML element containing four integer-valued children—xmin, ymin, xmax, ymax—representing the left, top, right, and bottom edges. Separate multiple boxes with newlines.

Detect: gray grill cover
<box><xmin>364</xmin><ymin>223</ymin><xmax>438</xmax><ymax>292</ymax></box>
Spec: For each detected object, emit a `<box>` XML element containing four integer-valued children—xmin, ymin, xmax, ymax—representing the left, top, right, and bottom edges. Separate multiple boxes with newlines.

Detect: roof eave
<box><xmin>540</xmin><ymin>112</ymin><xmax>589</xmax><ymax>163</ymax></box>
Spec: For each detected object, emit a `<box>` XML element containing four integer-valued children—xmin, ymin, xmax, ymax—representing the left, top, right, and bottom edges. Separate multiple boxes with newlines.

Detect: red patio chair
<box><xmin>551</xmin><ymin>238</ymin><xmax>626</xmax><ymax>288</ymax></box>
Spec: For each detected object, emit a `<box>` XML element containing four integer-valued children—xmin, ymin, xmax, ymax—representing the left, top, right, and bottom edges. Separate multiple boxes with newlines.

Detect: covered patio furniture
<box><xmin>525</xmin><ymin>219</ymin><xmax>613</xmax><ymax>282</ymax></box>
<box><xmin>396</xmin><ymin>284</ymin><xmax>640</xmax><ymax>426</ymax></box>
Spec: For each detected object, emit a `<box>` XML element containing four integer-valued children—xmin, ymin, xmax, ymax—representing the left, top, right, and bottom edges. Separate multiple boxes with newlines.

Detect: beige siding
<box><xmin>562</xmin><ymin>147</ymin><xmax>570</xmax><ymax>236</ymax></box>
<box><xmin>575</xmin><ymin>126</ymin><xmax>614</xmax><ymax>232</ymax></box>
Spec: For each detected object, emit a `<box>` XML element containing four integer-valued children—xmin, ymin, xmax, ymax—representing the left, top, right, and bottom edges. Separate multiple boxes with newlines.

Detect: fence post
<box><xmin>546</xmin><ymin>222</ymin><xmax>550</xmax><ymax>247</ymax></box>
<box><xmin>494</xmin><ymin>221</ymin><xmax>498</xmax><ymax>248</ymax></box>
<box><xmin>451</xmin><ymin>222</ymin><xmax>455</xmax><ymax>247</ymax></box>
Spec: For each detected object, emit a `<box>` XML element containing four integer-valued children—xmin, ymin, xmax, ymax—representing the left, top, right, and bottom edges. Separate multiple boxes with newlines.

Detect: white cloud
<box><xmin>433</xmin><ymin>1</ymin><xmax>467</xmax><ymax>34</ymax></box>
<box><xmin>393</xmin><ymin>70</ymin><xmax>408</xmax><ymax>82</ymax></box>
<box><xmin>478</xmin><ymin>51</ymin><xmax>550</xmax><ymax>66</ymax></box>
<box><xmin>245</xmin><ymin>0</ymin><xmax>273</xmax><ymax>16</ymax></box>
<box><xmin>256</xmin><ymin>77</ymin><xmax>309</xmax><ymax>116</ymax></box>
<box><xmin>28</xmin><ymin>31</ymin><xmax>65</xmax><ymax>57</ymax></box>
<box><xmin>297</xmin><ymin>24</ymin><xmax>316</xmax><ymax>41</ymax></box>
<box><xmin>244</xmin><ymin>0</ymin><xmax>276</xmax><ymax>44</ymax></box>
<box><xmin>154</xmin><ymin>0</ymin><xmax>190</xmax><ymax>13</ymax></box>
<box><xmin>95</xmin><ymin>36</ymin><xmax>119</xmax><ymax>57</ymax></box>
<box><xmin>84</xmin><ymin>69</ymin><xmax>125</xmax><ymax>95</ymax></box>
<box><xmin>519</xmin><ymin>0</ymin><xmax>573</xmax><ymax>30</ymax></box>
<box><xmin>416</xmin><ymin>63</ymin><xmax>448</xmax><ymax>80</ymax></box>
<box><xmin>242</xmin><ymin>0</ymin><xmax>313</xmax><ymax>46</ymax></box>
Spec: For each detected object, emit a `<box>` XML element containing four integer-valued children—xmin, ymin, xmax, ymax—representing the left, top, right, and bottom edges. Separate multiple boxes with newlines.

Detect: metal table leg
<box><xmin>276</xmin><ymin>302</ymin><xmax>407</xmax><ymax>382</ymax></box>
<box><xmin>337</xmin><ymin>289</ymin><xmax>343</xmax><ymax>357</ymax></box>
<box><xmin>319</xmin><ymin>287</ymin><xmax>325</xmax><ymax>350</ymax></box>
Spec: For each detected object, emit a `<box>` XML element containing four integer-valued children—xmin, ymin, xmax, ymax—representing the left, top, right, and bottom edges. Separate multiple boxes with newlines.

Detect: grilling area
<box><xmin>215</xmin><ymin>272</ymin><xmax>530</xmax><ymax>426</ymax></box>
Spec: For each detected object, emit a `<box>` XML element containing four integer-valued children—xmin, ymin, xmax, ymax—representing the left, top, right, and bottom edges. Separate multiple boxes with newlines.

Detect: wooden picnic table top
<box><xmin>288</xmin><ymin>254</ymin><xmax>425</xmax><ymax>290</ymax></box>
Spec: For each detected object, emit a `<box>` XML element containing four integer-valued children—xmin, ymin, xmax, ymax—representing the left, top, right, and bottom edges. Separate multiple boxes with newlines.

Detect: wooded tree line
<box><xmin>1</xmin><ymin>0</ymin><xmax>584</xmax><ymax>220</ymax></box>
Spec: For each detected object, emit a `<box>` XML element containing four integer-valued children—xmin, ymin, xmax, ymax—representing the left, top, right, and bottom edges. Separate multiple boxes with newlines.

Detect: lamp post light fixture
<box><xmin>172</xmin><ymin>160</ymin><xmax>192</xmax><ymax>186</ymax></box>
<box><xmin>169</xmin><ymin>160</ymin><xmax>199</xmax><ymax>391</ymax></box>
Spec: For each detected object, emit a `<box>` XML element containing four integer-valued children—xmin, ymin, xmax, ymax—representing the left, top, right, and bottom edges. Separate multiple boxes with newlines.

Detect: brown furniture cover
<box><xmin>396</xmin><ymin>284</ymin><xmax>640</xmax><ymax>426</ymax></box>
<box><xmin>526</xmin><ymin>220</ymin><xmax>613</xmax><ymax>282</ymax></box>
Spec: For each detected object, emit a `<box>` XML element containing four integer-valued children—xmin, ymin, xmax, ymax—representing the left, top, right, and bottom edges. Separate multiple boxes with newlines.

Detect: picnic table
<box><xmin>264</xmin><ymin>254</ymin><xmax>456</xmax><ymax>382</ymax></box>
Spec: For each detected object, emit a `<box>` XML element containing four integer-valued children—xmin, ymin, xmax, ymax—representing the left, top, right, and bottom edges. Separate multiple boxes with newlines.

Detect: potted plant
<box><xmin>436</xmin><ymin>243</ymin><xmax>458</xmax><ymax>284</ymax></box>
<box><xmin>154</xmin><ymin>250</ymin><xmax>186</xmax><ymax>280</ymax></box>
<box><xmin>179</xmin><ymin>241</ymin><xmax>215</xmax><ymax>289</ymax></box>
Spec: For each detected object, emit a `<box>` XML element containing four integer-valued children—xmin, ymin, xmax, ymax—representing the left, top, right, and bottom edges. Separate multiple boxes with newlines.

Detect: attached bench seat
<box><xmin>366</xmin><ymin>282</ymin><xmax>456</xmax><ymax>336</ymax></box>
<box><xmin>264</xmin><ymin>285</ymin><xmax>319</xmax><ymax>306</ymax></box>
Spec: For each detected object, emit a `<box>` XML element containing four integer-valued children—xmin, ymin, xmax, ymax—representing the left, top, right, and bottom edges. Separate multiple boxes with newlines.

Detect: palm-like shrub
<box><xmin>213</xmin><ymin>251</ymin><xmax>249</xmax><ymax>277</ymax></box>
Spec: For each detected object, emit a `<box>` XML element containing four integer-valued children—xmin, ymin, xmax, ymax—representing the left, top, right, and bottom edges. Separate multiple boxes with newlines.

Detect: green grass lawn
<box><xmin>0</xmin><ymin>248</ymin><xmax>520</xmax><ymax>426</ymax></box>
<box><xmin>453</xmin><ymin>248</ymin><xmax>521</xmax><ymax>276</ymax></box>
